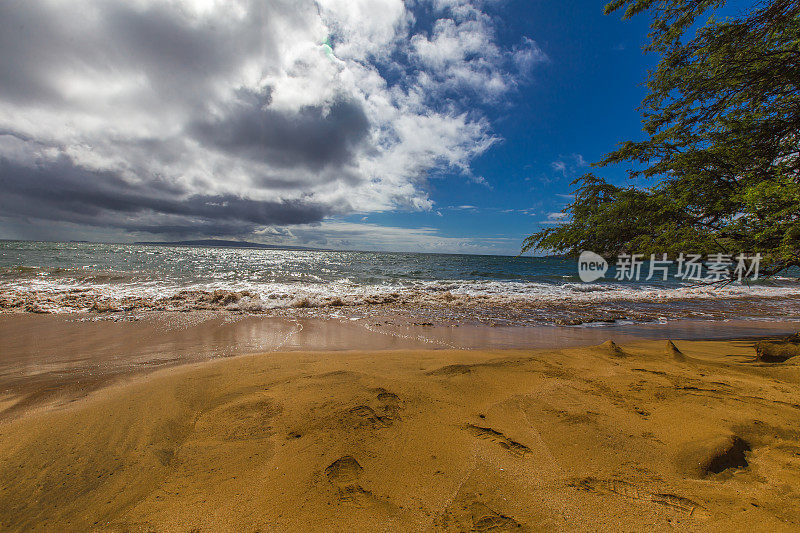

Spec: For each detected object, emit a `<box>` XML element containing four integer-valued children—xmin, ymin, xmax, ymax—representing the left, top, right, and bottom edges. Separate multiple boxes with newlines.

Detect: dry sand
<box><xmin>1</xmin><ymin>336</ymin><xmax>800</xmax><ymax>531</ymax></box>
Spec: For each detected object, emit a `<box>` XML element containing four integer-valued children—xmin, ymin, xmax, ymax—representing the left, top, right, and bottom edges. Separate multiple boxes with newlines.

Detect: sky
<box><xmin>0</xmin><ymin>0</ymin><xmax>659</xmax><ymax>255</ymax></box>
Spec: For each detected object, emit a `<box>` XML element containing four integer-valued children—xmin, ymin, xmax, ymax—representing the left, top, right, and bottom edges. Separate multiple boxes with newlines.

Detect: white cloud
<box><xmin>513</xmin><ymin>37</ymin><xmax>549</xmax><ymax>76</ymax></box>
<box><xmin>542</xmin><ymin>211</ymin><xmax>570</xmax><ymax>225</ymax></box>
<box><xmin>408</xmin><ymin>4</ymin><xmax>545</xmax><ymax>101</ymax></box>
<box><xmin>550</xmin><ymin>153</ymin><xmax>587</xmax><ymax>178</ymax></box>
<box><xmin>316</xmin><ymin>0</ymin><xmax>411</xmax><ymax>61</ymax></box>
<box><xmin>550</xmin><ymin>160</ymin><xmax>567</xmax><ymax>174</ymax></box>
<box><xmin>0</xmin><ymin>0</ymin><xmax>545</xmax><ymax>245</ymax></box>
<box><xmin>257</xmin><ymin>220</ymin><xmax>517</xmax><ymax>254</ymax></box>
<box><xmin>572</xmin><ymin>153</ymin><xmax>588</xmax><ymax>167</ymax></box>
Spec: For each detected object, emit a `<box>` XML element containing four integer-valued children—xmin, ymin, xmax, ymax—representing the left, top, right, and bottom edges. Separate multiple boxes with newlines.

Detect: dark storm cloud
<box><xmin>104</xmin><ymin>4</ymin><xmax>236</xmax><ymax>76</ymax></box>
<box><xmin>0</xmin><ymin>1</ymin><xmax>357</xmax><ymax>236</ymax></box>
<box><xmin>99</xmin><ymin>1</ymin><xmax>270</xmax><ymax>102</ymax></box>
<box><xmin>114</xmin><ymin>220</ymin><xmax>263</xmax><ymax>238</ymax></box>
<box><xmin>0</xmin><ymin>156</ymin><xmax>334</xmax><ymax>235</ymax></box>
<box><xmin>0</xmin><ymin>0</ymin><xmax>510</xmax><ymax>244</ymax></box>
<box><xmin>192</xmin><ymin>92</ymin><xmax>371</xmax><ymax>171</ymax></box>
<box><xmin>0</xmin><ymin>0</ymin><xmax>276</xmax><ymax>106</ymax></box>
<box><xmin>0</xmin><ymin>1</ymin><xmax>72</xmax><ymax>103</ymax></box>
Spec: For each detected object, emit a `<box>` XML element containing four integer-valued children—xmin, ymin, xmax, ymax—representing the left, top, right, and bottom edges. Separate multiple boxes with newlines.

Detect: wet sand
<box><xmin>1</xmin><ymin>315</ymin><xmax>799</xmax><ymax>530</ymax></box>
<box><xmin>2</xmin><ymin>312</ymin><xmax>800</xmax><ymax>416</ymax></box>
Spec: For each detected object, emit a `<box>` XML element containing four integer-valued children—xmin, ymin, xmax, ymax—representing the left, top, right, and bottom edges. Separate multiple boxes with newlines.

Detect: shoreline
<box><xmin>1</xmin><ymin>333</ymin><xmax>799</xmax><ymax>530</ymax></box>
<box><xmin>2</xmin><ymin>312</ymin><xmax>799</xmax><ymax>419</ymax></box>
<box><xmin>5</xmin><ymin>284</ymin><xmax>800</xmax><ymax>326</ymax></box>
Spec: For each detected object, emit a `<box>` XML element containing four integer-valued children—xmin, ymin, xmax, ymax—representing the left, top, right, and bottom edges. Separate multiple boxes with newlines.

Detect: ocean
<box><xmin>2</xmin><ymin>240</ymin><xmax>799</xmax><ymax>326</ymax></box>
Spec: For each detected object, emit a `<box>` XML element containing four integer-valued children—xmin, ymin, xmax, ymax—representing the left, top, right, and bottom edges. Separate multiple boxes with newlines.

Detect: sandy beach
<box><xmin>2</xmin><ymin>0</ymin><xmax>798</xmax><ymax>529</ymax></box>
<box><xmin>1</xmin><ymin>316</ymin><xmax>799</xmax><ymax>531</ymax></box>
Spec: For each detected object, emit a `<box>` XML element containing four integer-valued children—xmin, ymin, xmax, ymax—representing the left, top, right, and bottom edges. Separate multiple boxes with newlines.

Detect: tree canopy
<box><xmin>523</xmin><ymin>0</ymin><xmax>800</xmax><ymax>277</ymax></box>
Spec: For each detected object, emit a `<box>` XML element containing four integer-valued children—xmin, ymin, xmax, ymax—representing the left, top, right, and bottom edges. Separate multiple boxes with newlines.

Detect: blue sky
<box><xmin>346</xmin><ymin>0</ymin><xmax>657</xmax><ymax>255</ymax></box>
<box><xmin>0</xmin><ymin>1</ymin><xmax>673</xmax><ymax>254</ymax></box>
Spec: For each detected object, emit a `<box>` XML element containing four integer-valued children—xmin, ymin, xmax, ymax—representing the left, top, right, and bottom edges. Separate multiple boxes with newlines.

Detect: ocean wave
<box><xmin>2</xmin><ymin>273</ymin><xmax>800</xmax><ymax>319</ymax></box>
<box><xmin>4</xmin><ymin>242</ymin><xmax>800</xmax><ymax>325</ymax></box>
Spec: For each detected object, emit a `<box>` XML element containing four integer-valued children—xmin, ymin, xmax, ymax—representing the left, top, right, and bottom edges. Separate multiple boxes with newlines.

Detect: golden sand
<box><xmin>1</xmin><ymin>338</ymin><xmax>799</xmax><ymax>531</ymax></box>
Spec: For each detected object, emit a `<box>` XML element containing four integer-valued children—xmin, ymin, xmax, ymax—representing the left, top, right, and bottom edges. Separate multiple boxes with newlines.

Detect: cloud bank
<box><xmin>0</xmin><ymin>0</ymin><xmax>544</xmax><ymax>242</ymax></box>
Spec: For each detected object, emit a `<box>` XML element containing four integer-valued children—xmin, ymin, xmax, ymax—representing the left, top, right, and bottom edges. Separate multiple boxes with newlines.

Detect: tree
<box><xmin>523</xmin><ymin>0</ymin><xmax>800</xmax><ymax>277</ymax></box>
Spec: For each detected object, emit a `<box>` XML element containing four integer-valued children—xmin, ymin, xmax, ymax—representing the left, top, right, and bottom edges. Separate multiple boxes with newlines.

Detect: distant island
<box><xmin>133</xmin><ymin>239</ymin><xmax>327</xmax><ymax>252</ymax></box>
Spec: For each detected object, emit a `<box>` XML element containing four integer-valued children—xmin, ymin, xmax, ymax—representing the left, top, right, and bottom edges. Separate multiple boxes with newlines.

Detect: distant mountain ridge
<box><xmin>133</xmin><ymin>239</ymin><xmax>326</xmax><ymax>251</ymax></box>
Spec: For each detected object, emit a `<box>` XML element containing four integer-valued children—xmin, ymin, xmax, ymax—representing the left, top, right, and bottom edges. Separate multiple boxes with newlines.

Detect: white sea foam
<box><xmin>2</xmin><ymin>242</ymin><xmax>799</xmax><ymax>323</ymax></box>
<box><xmin>3</xmin><ymin>274</ymin><xmax>800</xmax><ymax>316</ymax></box>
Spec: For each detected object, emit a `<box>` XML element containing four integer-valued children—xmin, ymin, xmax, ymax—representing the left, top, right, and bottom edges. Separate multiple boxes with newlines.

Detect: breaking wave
<box><xmin>2</xmin><ymin>242</ymin><xmax>799</xmax><ymax>325</ymax></box>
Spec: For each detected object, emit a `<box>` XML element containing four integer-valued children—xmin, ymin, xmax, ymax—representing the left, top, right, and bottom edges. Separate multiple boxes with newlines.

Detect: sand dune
<box><xmin>1</xmin><ymin>339</ymin><xmax>799</xmax><ymax>531</ymax></box>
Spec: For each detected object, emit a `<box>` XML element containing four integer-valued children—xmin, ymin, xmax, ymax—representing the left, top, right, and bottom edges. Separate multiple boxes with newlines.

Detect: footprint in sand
<box><xmin>438</xmin><ymin>497</ymin><xmax>529</xmax><ymax>532</ymax></box>
<box><xmin>326</xmin><ymin>455</ymin><xmax>363</xmax><ymax>485</ymax></box>
<box><xmin>464</xmin><ymin>424</ymin><xmax>531</xmax><ymax>457</ymax></box>
<box><xmin>343</xmin><ymin>389</ymin><xmax>404</xmax><ymax>429</ymax></box>
<box><xmin>469</xmin><ymin>502</ymin><xmax>527</xmax><ymax>531</ymax></box>
<box><xmin>325</xmin><ymin>456</ymin><xmax>372</xmax><ymax>506</ymax></box>
<box><xmin>375</xmin><ymin>389</ymin><xmax>402</xmax><ymax>418</ymax></box>
<box><xmin>346</xmin><ymin>405</ymin><xmax>390</xmax><ymax>428</ymax></box>
<box><xmin>570</xmin><ymin>477</ymin><xmax>709</xmax><ymax>519</ymax></box>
